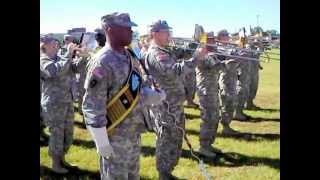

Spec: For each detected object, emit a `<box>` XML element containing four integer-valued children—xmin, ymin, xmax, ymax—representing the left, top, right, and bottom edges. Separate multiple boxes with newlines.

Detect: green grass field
<box><xmin>40</xmin><ymin>49</ymin><xmax>280</xmax><ymax>180</ymax></box>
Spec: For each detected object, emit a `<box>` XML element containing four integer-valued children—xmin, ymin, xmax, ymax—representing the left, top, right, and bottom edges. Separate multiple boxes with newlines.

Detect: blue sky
<box><xmin>40</xmin><ymin>0</ymin><xmax>280</xmax><ymax>37</ymax></box>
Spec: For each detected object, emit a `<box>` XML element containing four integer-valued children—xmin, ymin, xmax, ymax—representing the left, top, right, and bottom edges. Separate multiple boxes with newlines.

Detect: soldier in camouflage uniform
<box><xmin>140</xmin><ymin>36</ymin><xmax>150</xmax><ymax>60</ymax></box>
<box><xmin>216</xmin><ymin>30</ymin><xmax>243</xmax><ymax>136</ymax></box>
<box><xmin>246</xmin><ymin>44</ymin><xmax>262</xmax><ymax>110</ymax></box>
<box><xmin>145</xmin><ymin>20</ymin><xmax>207</xmax><ymax>179</ymax></box>
<box><xmin>40</xmin><ymin>35</ymin><xmax>81</xmax><ymax>173</ymax></box>
<box><xmin>58</xmin><ymin>35</ymin><xmax>74</xmax><ymax>57</ymax></box>
<box><xmin>234</xmin><ymin>49</ymin><xmax>251</xmax><ymax>121</ymax></box>
<box><xmin>196</xmin><ymin>31</ymin><xmax>224</xmax><ymax>157</ymax></box>
<box><xmin>82</xmin><ymin>13</ymin><xmax>165</xmax><ymax>180</ymax></box>
<box><xmin>59</xmin><ymin>35</ymin><xmax>79</xmax><ymax>103</ymax></box>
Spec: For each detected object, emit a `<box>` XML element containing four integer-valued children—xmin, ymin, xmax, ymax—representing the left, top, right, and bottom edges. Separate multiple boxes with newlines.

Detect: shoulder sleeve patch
<box><xmin>156</xmin><ymin>51</ymin><xmax>170</xmax><ymax>61</ymax></box>
<box><xmin>92</xmin><ymin>67</ymin><xmax>105</xmax><ymax>79</ymax></box>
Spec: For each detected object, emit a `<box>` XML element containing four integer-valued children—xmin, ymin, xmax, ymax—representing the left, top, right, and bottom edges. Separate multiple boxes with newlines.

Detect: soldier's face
<box><xmin>108</xmin><ymin>26</ymin><xmax>133</xmax><ymax>46</ymax></box>
<box><xmin>154</xmin><ymin>31</ymin><xmax>170</xmax><ymax>46</ymax></box>
<box><xmin>219</xmin><ymin>35</ymin><xmax>229</xmax><ymax>42</ymax></box>
<box><xmin>206</xmin><ymin>38</ymin><xmax>215</xmax><ymax>51</ymax></box>
<box><xmin>64</xmin><ymin>39</ymin><xmax>72</xmax><ymax>45</ymax></box>
<box><xmin>45</xmin><ymin>41</ymin><xmax>59</xmax><ymax>54</ymax></box>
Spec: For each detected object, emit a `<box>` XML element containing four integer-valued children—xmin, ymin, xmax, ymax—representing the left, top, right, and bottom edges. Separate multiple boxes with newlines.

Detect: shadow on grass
<box><xmin>218</xmin><ymin>132</ymin><xmax>280</xmax><ymax>141</ymax></box>
<box><xmin>257</xmin><ymin>108</ymin><xmax>280</xmax><ymax>112</ymax></box>
<box><xmin>40</xmin><ymin>140</ymin><xmax>48</xmax><ymax>147</ymax></box>
<box><xmin>185</xmin><ymin>129</ymin><xmax>280</xmax><ymax>141</ymax></box>
<box><xmin>141</xmin><ymin>146</ymin><xmax>279</xmax><ymax>170</ymax></box>
<box><xmin>40</xmin><ymin>165</ymin><xmax>155</xmax><ymax>180</ymax></box>
<box><xmin>40</xmin><ymin>134</ymin><xmax>49</xmax><ymax>147</ymax></box>
<box><xmin>74</xmin><ymin>121</ymin><xmax>87</xmax><ymax>129</ymax></box>
<box><xmin>202</xmin><ymin>151</ymin><xmax>280</xmax><ymax>170</ymax></box>
<box><xmin>73</xmin><ymin>105</ymin><xmax>80</xmax><ymax>112</ymax></box>
<box><xmin>72</xmin><ymin>139</ymin><xmax>95</xmax><ymax>148</ymax></box>
<box><xmin>185</xmin><ymin>113</ymin><xmax>201</xmax><ymax>120</ymax></box>
<box><xmin>247</xmin><ymin>117</ymin><xmax>280</xmax><ymax>123</ymax></box>
<box><xmin>184</xmin><ymin>105</ymin><xmax>200</xmax><ymax>110</ymax></box>
<box><xmin>40</xmin><ymin>165</ymin><xmax>100</xmax><ymax>180</ymax></box>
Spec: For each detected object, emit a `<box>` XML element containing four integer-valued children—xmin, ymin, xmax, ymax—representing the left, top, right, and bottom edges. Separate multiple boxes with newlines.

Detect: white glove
<box><xmin>142</xmin><ymin>86</ymin><xmax>166</xmax><ymax>106</ymax></box>
<box><xmin>87</xmin><ymin>126</ymin><xmax>115</xmax><ymax>159</ymax></box>
<box><xmin>143</xmin><ymin>75</ymin><xmax>155</xmax><ymax>87</ymax></box>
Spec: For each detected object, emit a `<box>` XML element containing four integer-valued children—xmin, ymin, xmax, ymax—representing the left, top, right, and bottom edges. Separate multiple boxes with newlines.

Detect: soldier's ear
<box><xmin>106</xmin><ymin>27</ymin><xmax>112</xmax><ymax>36</ymax></box>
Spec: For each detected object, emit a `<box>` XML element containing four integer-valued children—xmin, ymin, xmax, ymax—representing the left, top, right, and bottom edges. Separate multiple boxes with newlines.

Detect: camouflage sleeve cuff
<box><xmin>83</xmin><ymin>114</ymin><xmax>108</xmax><ymax>128</ymax></box>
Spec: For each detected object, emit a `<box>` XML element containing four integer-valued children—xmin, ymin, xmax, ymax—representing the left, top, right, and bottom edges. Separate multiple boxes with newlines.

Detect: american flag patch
<box><xmin>157</xmin><ymin>52</ymin><xmax>169</xmax><ymax>61</ymax></box>
<box><xmin>92</xmin><ymin>67</ymin><xmax>105</xmax><ymax>79</ymax></box>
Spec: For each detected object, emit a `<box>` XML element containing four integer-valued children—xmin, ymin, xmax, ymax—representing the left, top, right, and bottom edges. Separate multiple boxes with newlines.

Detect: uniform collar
<box><xmin>149</xmin><ymin>43</ymin><xmax>171</xmax><ymax>53</ymax></box>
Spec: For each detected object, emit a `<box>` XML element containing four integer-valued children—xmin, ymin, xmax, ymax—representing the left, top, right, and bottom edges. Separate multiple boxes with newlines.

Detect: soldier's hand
<box><xmin>194</xmin><ymin>47</ymin><xmax>208</xmax><ymax>60</ymax></box>
<box><xmin>98</xmin><ymin>143</ymin><xmax>115</xmax><ymax>160</ymax></box>
<box><xmin>67</xmin><ymin>43</ymin><xmax>77</xmax><ymax>53</ymax></box>
<box><xmin>76</xmin><ymin>47</ymin><xmax>90</xmax><ymax>57</ymax></box>
<box><xmin>66</xmin><ymin>43</ymin><xmax>77</xmax><ymax>58</ymax></box>
<box><xmin>87</xmin><ymin>126</ymin><xmax>115</xmax><ymax>159</ymax></box>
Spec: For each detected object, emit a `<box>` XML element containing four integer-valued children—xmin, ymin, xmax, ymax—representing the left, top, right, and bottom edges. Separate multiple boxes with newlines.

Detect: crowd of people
<box><xmin>40</xmin><ymin>12</ymin><xmax>263</xmax><ymax>180</ymax></box>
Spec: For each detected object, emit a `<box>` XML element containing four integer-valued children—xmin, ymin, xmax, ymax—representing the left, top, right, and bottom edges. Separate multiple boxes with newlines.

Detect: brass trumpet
<box><xmin>169</xmin><ymin>39</ymin><xmax>279</xmax><ymax>62</ymax></box>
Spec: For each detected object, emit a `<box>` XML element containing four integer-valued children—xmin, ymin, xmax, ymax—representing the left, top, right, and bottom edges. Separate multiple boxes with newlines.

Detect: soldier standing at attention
<box><xmin>196</xmin><ymin>31</ymin><xmax>224</xmax><ymax>157</ymax></box>
<box><xmin>145</xmin><ymin>20</ymin><xmax>207</xmax><ymax>179</ymax></box>
<box><xmin>82</xmin><ymin>12</ymin><xmax>165</xmax><ymax>179</ymax></box>
<box><xmin>216</xmin><ymin>30</ymin><xmax>243</xmax><ymax>135</ymax></box>
<box><xmin>246</xmin><ymin>43</ymin><xmax>262</xmax><ymax>110</ymax></box>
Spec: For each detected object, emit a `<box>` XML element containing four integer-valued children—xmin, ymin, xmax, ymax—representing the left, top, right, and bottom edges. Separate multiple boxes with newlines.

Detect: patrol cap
<box><xmin>207</xmin><ymin>31</ymin><xmax>215</xmax><ymax>38</ymax></box>
<box><xmin>64</xmin><ymin>34</ymin><xmax>74</xmax><ymax>41</ymax></box>
<box><xmin>217</xmin><ymin>29</ymin><xmax>229</xmax><ymax>37</ymax></box>
<box><xmin>101</xmin><ymin>12</ymin><xmax>137</xmax><ymax>28</ymax></box>
<box><xmin>149</xmin><ymin>20</ymin><xmax>172</xmax><ymax>32</ymax></box>
<box><xmin>40</xmin><ymin>35</ymin><xmax>56</xmax><ymax>44</ymax></box>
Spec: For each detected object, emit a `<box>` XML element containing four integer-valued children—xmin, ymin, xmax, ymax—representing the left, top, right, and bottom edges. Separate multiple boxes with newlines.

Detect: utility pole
<box><xmin>256</xmin><ymin>14</ymin><xmax>260</xmax><ymax>27</ymax></box>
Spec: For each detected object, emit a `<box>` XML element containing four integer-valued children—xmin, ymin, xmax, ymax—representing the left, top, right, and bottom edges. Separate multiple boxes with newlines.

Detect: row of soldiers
<box><xmin>40</xmin><ymin>12</ymin><xmax>262</xmax><ymax>180</ymax></box>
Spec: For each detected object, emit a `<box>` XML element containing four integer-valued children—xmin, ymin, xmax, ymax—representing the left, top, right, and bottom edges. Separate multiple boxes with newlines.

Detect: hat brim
<box><xmin>151</xmin><ymin>27</ymin><xmax>172</xmax><ymax>32</ymax></box>
<box><xmin>128</xmin><ymin>21</ymin><xmax>137</xmax><ymax>27</ymax></box>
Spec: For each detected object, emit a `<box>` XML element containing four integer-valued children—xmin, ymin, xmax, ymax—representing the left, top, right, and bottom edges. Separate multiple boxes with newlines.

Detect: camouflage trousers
<box><xmin>78</xmin><ymin>87</ymin><xmax>85</xmax><ymax>114</ymax></box>
<box><xmin>198</xmin><ymin>93</ymin><xmax>220</xmax><ymax>147</ymax></box>
<box><xmin>41</xmin><ymin>102</ymin><xmax>74</xmax><ymax>157</ymax></box>
<box><xmin>40</xmin><ymin>104</ymin><xmax>45</xmax><ymax>132</ymax></box>
<box><xmin>155</xmin><ymin>101</ymin><xmax>185</xmax><ymax>173</ymax></box>
<box><xmin>71</xmin><ymin>74</ymin><xmax>79</xmax><ymax>102</ymax></box>
<box><xmin>247</xmin><ymin>63</ymin><xmax>260</xmax><ymax>105</ymax></box>
<box><xmin>218</xmin><ymin>70</ymin><xmax>238</xmax><ymax>126</ymax></box>
<box><xmin>236</xmin><ymin>62</ymin><xmax>251</xmax><ymax>111</ymax></box>
<box><xmin>184</xmin><ymin>71</ymin><xmax>196</xmax><ymax>101</ymax></box>
<box><xmin>77</xmin><ymin>75</ymin><xmax>86</xmax><ymax>114</ymax></box>
<box><xmin>100</xmin><ymin>133</ymin><xmax>141</xmax><ymax>180</ymax></box>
